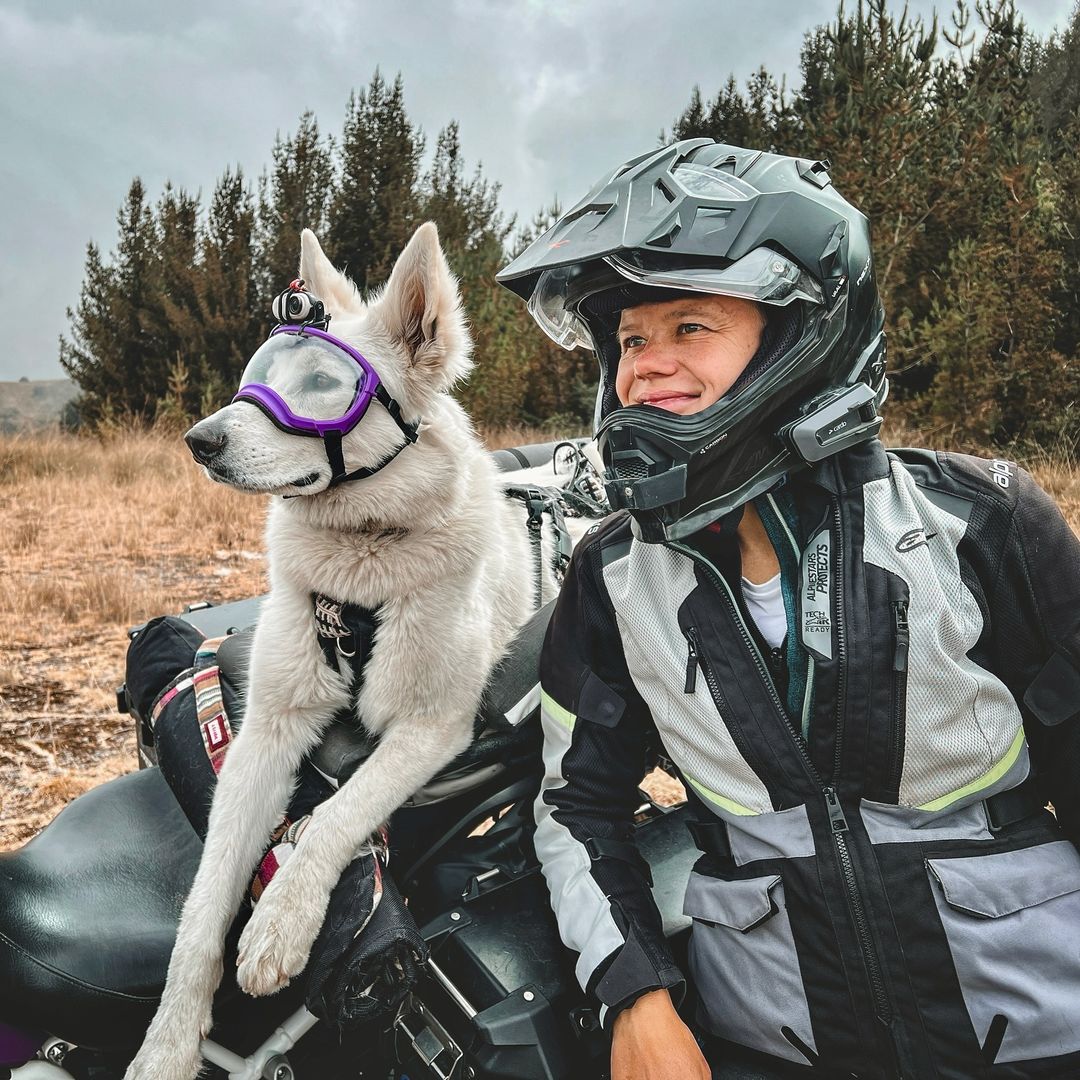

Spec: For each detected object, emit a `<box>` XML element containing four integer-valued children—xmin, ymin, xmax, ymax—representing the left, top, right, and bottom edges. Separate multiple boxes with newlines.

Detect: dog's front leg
<box><xmin>236</xmin><ymin>593</ymin><xmax>492</xmax><ymax>998</ymax></box>
<box><xmin>125</xmin><ymin>597</ymin><xmax>347</xmax><ymax>1080</ymax></box>
<box><xmin>235</xmin><ymin>702</ymin><xmax>475</xmax><ymax>996</ymax></box>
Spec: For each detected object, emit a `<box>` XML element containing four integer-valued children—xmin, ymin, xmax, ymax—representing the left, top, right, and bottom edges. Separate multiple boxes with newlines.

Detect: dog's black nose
<box><xmin>185</xmin><ymin>426</ymin><xmax>228</xmax><ymax>466</ymax></box>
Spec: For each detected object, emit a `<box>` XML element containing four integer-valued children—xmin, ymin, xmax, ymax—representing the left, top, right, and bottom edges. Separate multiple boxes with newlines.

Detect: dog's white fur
<box><xmin>124</xmin><ymin>224</ymin><xmax>551</xmax><ymax>1080</ymax></box>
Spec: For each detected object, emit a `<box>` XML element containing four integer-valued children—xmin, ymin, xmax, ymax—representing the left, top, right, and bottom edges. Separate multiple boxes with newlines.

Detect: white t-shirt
<box><xmin>741</xmin><ymin>572</ymin><xmax>786</xmax><ymax>650</ymax></box>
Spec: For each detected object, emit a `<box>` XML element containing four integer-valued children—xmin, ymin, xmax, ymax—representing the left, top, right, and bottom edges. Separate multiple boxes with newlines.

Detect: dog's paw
<box><xmin>236</xmin><ymin>880</ymin><xmax>326</xmax><ymax>996</ymax></box>
<box><xmin>123</xmin><ymin>1036</ymin><xmax>203</xmax><ymax>1080</ymax></box>
<box><xmin>124</xmin><ymin>990</ymin><xmax>213</xmax><ymax>1080</ymax></box>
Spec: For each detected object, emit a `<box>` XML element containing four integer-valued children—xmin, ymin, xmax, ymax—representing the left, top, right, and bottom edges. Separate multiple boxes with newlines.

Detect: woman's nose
<box><xmin>633</xmin><ymin>341</ymin><xmax>679</xmax><ymax>378</ymax></box>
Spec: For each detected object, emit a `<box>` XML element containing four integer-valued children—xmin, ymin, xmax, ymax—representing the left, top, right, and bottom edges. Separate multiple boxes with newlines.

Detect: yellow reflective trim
<box><xmin>916</xmin><ymin>727</ymin><xmax>1027</xmax><ymax>812</ymax></box>
<box><xmin>686</xmin><ymin>775</ymin><xmax>760</xmax><ymax>817</ymax></box>
<box><xmin>540</xmin><ymin>690</ymin><xmax>576</xmax><ymax>731</ymax></box>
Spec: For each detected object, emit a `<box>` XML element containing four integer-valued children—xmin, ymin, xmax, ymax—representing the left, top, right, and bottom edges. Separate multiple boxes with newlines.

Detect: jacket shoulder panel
<box><xmin>887</xmin><ymin>447</ymin><xmax>1020</xmax><ymax>513</ymax></box>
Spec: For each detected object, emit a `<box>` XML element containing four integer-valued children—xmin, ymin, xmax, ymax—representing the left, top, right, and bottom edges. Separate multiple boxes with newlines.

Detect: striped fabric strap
<box><xmin>150</xmin><ymin>673</ymin><xmax>194</xmax><ymax>729</ymax></box>
<box><xmin>193</xmin><ymin>636</ymin><xmax>231</xmax><ymax>774</ymax></box>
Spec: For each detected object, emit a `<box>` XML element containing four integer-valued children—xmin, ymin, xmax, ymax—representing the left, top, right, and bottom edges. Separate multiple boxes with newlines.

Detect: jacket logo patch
<box><xmin>800</xmin><ymin>528</ymin><xmax>833</xmax><ymax>662</ymax></box>
<box><xmin>990</xmin><ymin>459</ymin><xmax>1013</xmax><ymax>489</ymax></box>
<box><xmin>895</xmin><ymin>528</ymin><xmax>935</xmax><ymax>553</ymax></box>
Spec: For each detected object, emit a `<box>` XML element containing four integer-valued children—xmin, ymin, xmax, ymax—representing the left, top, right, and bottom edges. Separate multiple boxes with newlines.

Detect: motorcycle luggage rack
<box><xmin>395</xmin><ymin>994</ymin><xmax>463</xmax><ymax>1080</ymax></box>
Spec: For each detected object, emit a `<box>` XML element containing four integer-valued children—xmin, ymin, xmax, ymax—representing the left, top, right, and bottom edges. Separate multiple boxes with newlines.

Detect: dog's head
<box><xmin>185</xmin><ymin>223</ymin><xmax>471</xmax><ymax>497</ymax></box>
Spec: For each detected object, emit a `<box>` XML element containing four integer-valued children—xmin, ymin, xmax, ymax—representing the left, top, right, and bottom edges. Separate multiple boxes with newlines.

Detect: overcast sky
<box><xmin>2</xmin><ymin>0</ymin><xmax>1072</xmax><ymax>382</ymax></box>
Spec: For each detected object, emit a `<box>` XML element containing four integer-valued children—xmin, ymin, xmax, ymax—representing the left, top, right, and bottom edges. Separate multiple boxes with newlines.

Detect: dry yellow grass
<box><xmin>1</xmin><ymin>424</ymin><xmax>1077</xmax><ymax>851</ymax></box>
<box><xmin>0</xmin><ymin>427</ymin><xmax>270</xmax><ymax>848</ymax></box>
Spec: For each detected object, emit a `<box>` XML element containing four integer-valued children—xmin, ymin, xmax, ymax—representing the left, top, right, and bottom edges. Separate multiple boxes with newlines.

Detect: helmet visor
<box><xmin>233</xmin><ymin>327</ymin><xmax>380</xmax><ymax>436</ymax></box>
<box><xmin>528</xmin><ymin>245</ymin><xmax>823</xmax><ymax>351</ymax></box>
<box><xmin>527</xmin><ymin>263</ymin><xmax>594</xmax><ymax>351</ymax></box>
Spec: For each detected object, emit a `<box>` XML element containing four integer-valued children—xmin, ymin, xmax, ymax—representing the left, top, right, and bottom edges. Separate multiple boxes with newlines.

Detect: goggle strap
<box><xmin>374</xmin><ymin>384</ymin><xmax>421</xmax><ymax>444</ymax></box>
<box><xmin>330</xmin><ymin>437</ymin><xmax>414</xmax><ymax>489</ymax></box>
<box><xmin>324</xmin><ymin>390</ymin><xmax>421</xmax><ymax>489</ymax></box>
<box><xmin>324</xmin><ymin>429</ymin><xmax>347</xmax><ymax>482</ymax></box>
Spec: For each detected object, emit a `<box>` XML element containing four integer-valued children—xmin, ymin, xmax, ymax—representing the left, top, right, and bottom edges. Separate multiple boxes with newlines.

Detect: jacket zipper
<box><xmin>825</xmin><ymin>502</ymin><xmax>893</xmax><ymax>1025</ymax></box>
<box><xmin>887</xmin><ymin>599</ymin><xmax>909</xmax><ymax>796</ymax></box>
<box><xmin>684</xmin><ymin>631</ymin><xmax>700</xmax><ymax>693</ymax></box>
<box><xmin>683</xmin><ymin>625</ymin><xmax>772</xmax><ymax>785</ymax></box>
<box><xmin>672</xmin><ymin>543</ymin><xmax>818</xmax><ymax>784</ymax></box>
<box><xmin>831</xmin><ymin>501</ymin><xmax>848</xmax><ymax>780</ymax></box>
<box><xmin>825</xmin><ymin>787</ymin><xmax>893</xmax><ymax>1023</ymax></box>
<box><xmin>671</xmin><ymin>530</ymin><xmax>895</xmax><ymax>1030</ymax></box>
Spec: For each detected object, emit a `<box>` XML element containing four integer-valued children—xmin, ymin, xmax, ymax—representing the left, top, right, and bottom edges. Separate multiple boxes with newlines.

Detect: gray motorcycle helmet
<box><xmin>497</xmin><ymin>138</ymin><xmax>887</xmax><ymax>542</ymax></box>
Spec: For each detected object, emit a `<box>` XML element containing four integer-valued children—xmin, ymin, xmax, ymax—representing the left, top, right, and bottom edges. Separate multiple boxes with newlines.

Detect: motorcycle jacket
<box><xmin>534</xmin><ymin>438</ymin><xmax>1080</xmax><ymax>1078</ymax></box>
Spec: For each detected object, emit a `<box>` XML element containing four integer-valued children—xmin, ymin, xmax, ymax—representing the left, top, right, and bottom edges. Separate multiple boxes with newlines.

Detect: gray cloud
<box><xmin>1</xmin><ymin>0</ymin><xmax>1071</xmax><ymax>381</ymax></box>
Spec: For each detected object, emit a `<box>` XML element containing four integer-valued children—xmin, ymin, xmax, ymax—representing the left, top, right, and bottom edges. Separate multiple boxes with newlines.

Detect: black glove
<box><xmin>304</xmin><ymin>847</ymin><xmax>428</xmax><ymax>1028</ymax></box>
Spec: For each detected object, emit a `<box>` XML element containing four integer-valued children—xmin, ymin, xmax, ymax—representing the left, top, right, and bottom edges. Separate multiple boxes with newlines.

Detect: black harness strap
<box><xmin>312</xmin><ymin>594</ymin><xmax>379</xmax><ymax>689</ymax></box>
<box><xmin>504</xmin><ymin>485</ymin><xmax>574</xmax><ymax>607</ymax></box>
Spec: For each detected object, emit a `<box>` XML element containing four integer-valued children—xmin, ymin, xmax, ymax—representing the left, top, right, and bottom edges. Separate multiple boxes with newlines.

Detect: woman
<box><xmin>498</xmin><ymin>140</ymin><xmax>1080</xmax><ymax>1079</ymax></box>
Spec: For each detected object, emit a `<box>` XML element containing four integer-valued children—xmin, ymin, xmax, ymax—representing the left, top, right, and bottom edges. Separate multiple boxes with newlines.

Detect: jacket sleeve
<box><xmin>533</xmin><ymin>527</ymin><xmax>684</xmax><ymax>1026</ymax></box>
<box><xmin>996</xmin><ymin>467</ymin><xmax>1080</xmax><ymax>841</ymax></box>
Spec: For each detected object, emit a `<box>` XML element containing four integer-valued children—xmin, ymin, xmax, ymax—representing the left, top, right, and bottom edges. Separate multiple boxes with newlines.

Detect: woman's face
<box><xmin>614</xmin><ymin>294</ymin><xmax>765</xmax><ymax>415</ymax></box>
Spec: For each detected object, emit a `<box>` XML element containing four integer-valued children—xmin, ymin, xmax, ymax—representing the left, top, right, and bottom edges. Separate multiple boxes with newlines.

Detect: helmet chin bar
<box><xmin>597</xmin><ymin>374</ymin><xmax>885</xmax><ymax>543</ymax></box>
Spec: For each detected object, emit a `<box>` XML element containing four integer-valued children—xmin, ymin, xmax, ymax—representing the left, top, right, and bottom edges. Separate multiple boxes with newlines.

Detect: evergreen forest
<box><xmin>61</xmin><ymin>0</ymin><xmax>1080</xmax><ymax>449</ymax></box>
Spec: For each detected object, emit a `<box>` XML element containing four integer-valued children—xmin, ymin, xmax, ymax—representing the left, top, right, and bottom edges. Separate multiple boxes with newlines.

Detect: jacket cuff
<box><xmin>600</xmin><ymin>969</ymin><xmax>686</xmax><ymax>1031</ymax></box>
<box><xmin>588</xmin><ymin>930</ymin><xmax>684</xmax><ymax>1031</ymax></box>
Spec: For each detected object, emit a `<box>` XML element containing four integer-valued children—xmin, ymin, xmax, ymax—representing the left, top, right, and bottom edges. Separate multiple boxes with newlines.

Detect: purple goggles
<box><xmin>232</xmin><ymin>325</ymin><xmax>387</xmax><ymax>437</ymax></box>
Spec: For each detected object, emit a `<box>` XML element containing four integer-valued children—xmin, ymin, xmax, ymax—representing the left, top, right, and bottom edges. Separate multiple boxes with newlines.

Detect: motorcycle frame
<box><xmin>9</xmin><ymin>1008</ymin><xmax>320</xmax><ymax>1080</ymax></box>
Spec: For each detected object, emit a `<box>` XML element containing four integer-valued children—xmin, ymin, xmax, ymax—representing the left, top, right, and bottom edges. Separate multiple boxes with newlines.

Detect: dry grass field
<box><xmin>1</xmin><ymin>423</ymin><xmax>1077</xmax><ymax>852</ymax></box>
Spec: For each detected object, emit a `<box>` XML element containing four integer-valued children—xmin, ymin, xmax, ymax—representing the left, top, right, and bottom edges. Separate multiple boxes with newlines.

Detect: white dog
<box><xmin>124</xmin><ymin>223</ymin><xmax>554</xmax><ymax>1080</ymax></box>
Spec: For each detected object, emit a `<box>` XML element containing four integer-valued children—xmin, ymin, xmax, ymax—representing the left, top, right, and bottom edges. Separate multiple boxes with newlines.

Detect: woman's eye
<box><xmin>621</xmin><ymin>334</ymin><xmax>646</xmax><ymax>352</ymax></box>
<box><xmin>677</xmin><ymin>322</ymin><xmax>706</xmax><ymax>335</ymax></box>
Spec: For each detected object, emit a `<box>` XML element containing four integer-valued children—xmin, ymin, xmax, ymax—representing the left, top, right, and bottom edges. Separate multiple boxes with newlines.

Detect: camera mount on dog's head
<box><xmin>272</xmin><ymin>279</ymin><xmax>331</xmax><ymax>332</ymax></box>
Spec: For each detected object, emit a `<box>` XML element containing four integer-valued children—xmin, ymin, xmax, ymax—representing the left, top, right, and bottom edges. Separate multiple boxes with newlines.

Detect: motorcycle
<box><xmin>0</xmin><ymin>441</ymin><xmax>698</xmax><ymax>1080</ymax></box>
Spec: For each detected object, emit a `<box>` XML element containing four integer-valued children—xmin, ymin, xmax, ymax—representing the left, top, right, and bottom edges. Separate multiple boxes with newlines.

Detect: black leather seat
<box><xmin>0</xmin><ymin>767</ymin><xmax>200</xmax><ymax>1051</ymax></box>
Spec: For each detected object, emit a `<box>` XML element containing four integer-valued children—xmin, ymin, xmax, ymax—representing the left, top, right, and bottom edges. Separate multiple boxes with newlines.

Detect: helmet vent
<box><xmin>614</xmin><ymin>458</ymin><xmax>650</xmax><ymax>481</ymax></box>
<box><xmin>649</xmin><ymin>222</ymin><xmax>682</xmax><ymax>249</ymax></box>
<box><xmin>655</xmin><ymin>179</ymin><xmax>677</xmax><ymax>203</ymax></box>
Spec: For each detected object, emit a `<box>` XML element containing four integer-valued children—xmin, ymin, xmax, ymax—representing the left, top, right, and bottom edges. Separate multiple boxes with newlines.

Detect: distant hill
<box><xmin>0</xmin><ymin>379</ymin><xmax>79</xmax><ymax>433</ymax></box>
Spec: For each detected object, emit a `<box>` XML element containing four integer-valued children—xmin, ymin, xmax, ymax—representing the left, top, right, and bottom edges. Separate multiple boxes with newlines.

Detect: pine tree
<box><xmin>419</xmin><ymin>122</ymin><xmax>524</xmax><ymax>426</ymax></box>
<box><xmin>671</xmin><ymin>70</ymin><xmax>782</xmax><ymax>149</ymax></box>
<box><xmin>328</xmin><ymin>72</ymin><xmax>424</xmax><ymax>294</ymax></box>
<box><xmin>60</xmin><ymin>178</ymin><xmax>162</xmax><ymax>424</ymax></box>
<box><xmin>256</xmin><ymin>112</ymin><xmax>335</xmax><ymax>304</ymax></box>
<box><xmin>1031</xmin><ymin>1</ymin><xmax>1080</xmax><ymax>141</ymax></box>
<box><xmin>516</xmin><ymin>201</ymin><xmax>597</xmax><ymax>429</ymax></box>
<box><xmin>667</xmin><ymin>0</ymin><xmax>1077</xmax><ymax>446</ymax></box>
<box><xmin>58</xmin><ymin>240</ymin><xmax>120</xmax><ymax>426</ymax></box>
<box><xmin>154</xmin><ymin>183</ymin><xmax>204</xmax><ymax>422</ymax></box>
<box><xmin>198</xmin><ymin>166</ymin><xmax>260</xmax><ymax>412</ymax></box>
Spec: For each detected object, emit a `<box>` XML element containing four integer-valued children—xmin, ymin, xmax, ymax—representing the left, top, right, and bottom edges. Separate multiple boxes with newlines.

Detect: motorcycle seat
<box><xmin>0</xmin><ymin>766</ymin><xmax>200</xmax><ymax>1051</ymax></box>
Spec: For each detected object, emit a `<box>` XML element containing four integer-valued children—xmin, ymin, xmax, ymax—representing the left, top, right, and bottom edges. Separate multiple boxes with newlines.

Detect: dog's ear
<box><xmin>369</xmin><ymin>222</ymin><xmax>472</xmax><ymax>390</ymax></box>
<box><xmin>298</xmin><ymin>230</ymin><xmax>364</xmax><ymax>316</ymax></box>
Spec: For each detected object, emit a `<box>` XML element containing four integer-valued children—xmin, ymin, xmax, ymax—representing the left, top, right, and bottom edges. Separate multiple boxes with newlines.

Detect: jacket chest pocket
<box><xmin>926</xmin><ymin>841</ymin><xmax>1080</xmax><ymax>1064</ymax></box>
<box><xmin>682</xmin><ymin>871</ymin><xmax>816</xmax><ymax>1067</ymax></box>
